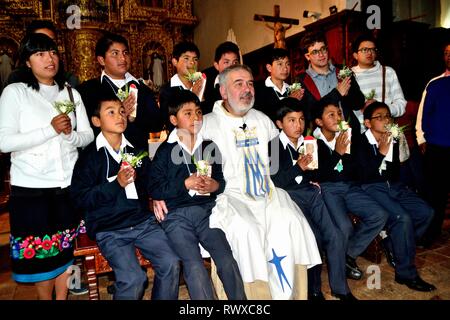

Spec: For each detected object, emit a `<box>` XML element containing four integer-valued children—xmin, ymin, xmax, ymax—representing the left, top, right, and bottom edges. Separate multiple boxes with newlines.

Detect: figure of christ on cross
<box><xmin>254</xmin><ymin>5</ymin><xmax>299</xmax><ymax>49</ymax></box>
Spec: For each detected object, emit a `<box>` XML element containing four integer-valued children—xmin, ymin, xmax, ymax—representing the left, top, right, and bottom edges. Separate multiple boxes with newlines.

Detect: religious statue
<box><xmin>266</xmin><ymin>21</ymin><xmax>292</xmax><ymax>49</ymax></box>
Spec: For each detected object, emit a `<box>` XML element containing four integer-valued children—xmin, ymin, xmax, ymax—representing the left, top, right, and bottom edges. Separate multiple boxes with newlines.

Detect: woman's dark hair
<box><xmin>18</xmin><ymin>33</ymin><xmax>65</xmax><ymax>91</ymax></box>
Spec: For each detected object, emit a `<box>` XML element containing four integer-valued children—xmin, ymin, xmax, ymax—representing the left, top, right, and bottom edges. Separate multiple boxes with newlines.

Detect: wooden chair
<box><xmin>73</xmin><ymin>231</ymin><xmax>152</xmax><ymax>300</ymax></box>
<box><xmin>349</xmin><ymin>214</ymin><xmax>383</xmax><ymax>264</ymax></box>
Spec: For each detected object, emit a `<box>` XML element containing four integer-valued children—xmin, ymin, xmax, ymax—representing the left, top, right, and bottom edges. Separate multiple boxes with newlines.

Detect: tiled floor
<box><xmin>1</xmin><ymin>212</ymin><xmax>449</xmax><ymax>300</ymax></box>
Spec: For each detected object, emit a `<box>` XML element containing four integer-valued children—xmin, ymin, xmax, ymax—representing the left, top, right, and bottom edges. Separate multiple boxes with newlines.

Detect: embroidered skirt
<box><xmin>8</xmin><ymin>186</ymin><xmax>83</xmax><ymax>283</ymax></box>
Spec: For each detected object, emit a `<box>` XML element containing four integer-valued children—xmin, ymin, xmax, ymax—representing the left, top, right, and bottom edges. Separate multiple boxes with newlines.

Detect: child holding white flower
<box><xmin>148</xmin><ymin>89</ymin><xmax>246</xmax><ymax>300</ymax></box>
<box><xmin>356</xmin><ymin>101</ymin><xmax>435</xmax><ymax>292</ymax></box>
<box><xmin>159</xmin><ymin>41</ymin><xmax>206</xmax><ymax>128</ymax></box>
<box><xmin>70</xmin><ymin>92</ymin><xmax>181</xmax><ymax>300</ymax></box>
<box><xmin>268</xmin><ymin>98</ymin><xmax>355</xmax><ymax>300</ymax></box>
<box><xmin>254</xmin><ymin>48</ymin><xmax>304</xmax><ymax>123</ymax></box>
<box><xmin>313</xmin><ymin>100</ymin><xmax>388</xmax><ymax>282</ymax></box>
<box><xmin>0</xmin><ymin>33</ymin><xmax>93</xmax><ymax>300</ymax></box>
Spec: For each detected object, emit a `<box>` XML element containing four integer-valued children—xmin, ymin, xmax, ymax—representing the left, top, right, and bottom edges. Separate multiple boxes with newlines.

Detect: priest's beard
<box><xmin>226</xmin><ymin>92</ymin><xmax>255</xmax><ymax>116</ymax></box>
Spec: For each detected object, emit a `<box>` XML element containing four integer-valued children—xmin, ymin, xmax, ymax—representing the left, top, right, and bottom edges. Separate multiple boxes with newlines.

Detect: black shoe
<box><xmin>381</xmin><ymin>238</ymin><xmax>396</xmax><ymax>268</ymax></box>
<box><xmin>308</xmin><ymin>292</ymin><xmax>326</xmax><ymax>301</ymax></box>
<box><xmin>346</xmin><ymin>255</ymin><xmax>363</xmax><ymax>280</ymax></box>
<box><xmin>332</xmin><ymin>292</ymin><xmax>358</xmax><ymax>301</ymax></box>
<box><xmin>395</xmin><ymin>275</ymin><xmax>437</xmax><ymax>292</ymax></box>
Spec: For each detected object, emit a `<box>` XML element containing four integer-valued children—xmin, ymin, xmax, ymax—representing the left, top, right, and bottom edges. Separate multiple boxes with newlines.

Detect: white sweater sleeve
<box><xmin>387</xmin><ymin>68</ymin><xmax>406</xmax><ymax>117</ymax></box>
<box><xmin>0</xmin><ymin>85</ymin><xmax>58</xmax><ymax>153</ymax></box>
<box><xmin>60</xmin><ymin>89</ymin><xmax>94</xmax><ymax>147</ymax></box>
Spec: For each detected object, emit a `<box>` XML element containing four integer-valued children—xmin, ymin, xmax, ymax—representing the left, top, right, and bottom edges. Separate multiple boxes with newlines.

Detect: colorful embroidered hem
<box><xmin>10</xmin><ymin>220</ymin><xmax>86</xmax><ymax>260</ymax></box>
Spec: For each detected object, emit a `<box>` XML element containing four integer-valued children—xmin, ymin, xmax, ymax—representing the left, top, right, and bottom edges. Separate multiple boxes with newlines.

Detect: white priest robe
<box><xmin>201</xmin><ymin>101</ymin><xmax>321</xmax><ymax>300</ymax></box>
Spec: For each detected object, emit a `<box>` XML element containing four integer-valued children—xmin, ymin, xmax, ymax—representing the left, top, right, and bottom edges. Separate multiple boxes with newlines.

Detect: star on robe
<box><xmin>268</xmin><ymin>248</ymin><xmax>291</xmax><ymax>292</ymax></box>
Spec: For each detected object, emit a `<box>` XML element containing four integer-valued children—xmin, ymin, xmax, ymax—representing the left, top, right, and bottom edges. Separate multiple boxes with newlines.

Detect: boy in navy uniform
<box><xmin>313</xmin><ymin>100</ymin><xmax>388</xmax><ymax>281</ymax></box>
<box><xmin>269</xmin><ymin>98</ymin><xmax>354</xmax><ymax>300</ymax></box>
<box><xmin>149</xmin><ymin>90</ymin><xmax>245</xmax><ymax>300</ymax></box>
<box><xmin>71</xmin><ymin>92</ymin><xmax>180</xmax><ymax>300</ymax></box>
<box><xmin>357</xmin><ymin>101</ymin><xmax>435</xmax><ymax>292</ymax></box>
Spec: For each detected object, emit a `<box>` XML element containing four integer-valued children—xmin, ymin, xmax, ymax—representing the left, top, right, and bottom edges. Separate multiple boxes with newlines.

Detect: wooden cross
<box><xmin>254</xmin><ymin>5</ymin><xmax>299</xmax><ymax>48</ymax></box>
<box><xmin>254</xmin><ymin>5</ymin><xmax>299</xmax><ymax>26</ymax></box>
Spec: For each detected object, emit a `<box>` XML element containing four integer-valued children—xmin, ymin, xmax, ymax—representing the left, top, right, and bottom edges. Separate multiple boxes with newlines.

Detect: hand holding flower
<box><xmin>378</xmin><ymin>132</ymin><xmax>391</xmax><ymax>156</ymax></box>
<box><xmin>191</xmin><ymin>76</ymin><xmax>205</xmax><ymax>98</ymax></box>
<box><xmin>297</xmin><ymin>153</ymin><xmax>313</xmax><ymax>171</ymax></box>
<box><xmin>185</xmin><ymin>174</ymin><xmax>205</xmax><ymax>191</ymax></box>
<box><xmin>197</xmin><ymin>176</ymin><xmax>219</xmax><ymax>194</ymax></box>
<box><xmin>289</xmin><ymin>87</ymin><xmax>305</xmax><ymax>100</ymax></box>
<box><xmin>336</xmin><ymin>76</ymin><xmax>351</xmax><ymax>96</ymax></box>
<box><xmin>51</xmin><ymin>114</ymin><xmax>72</xmax><ymax>135</ymax></box>
<box><xmin>117</xmin><ymin>165</ymin><xmax>136</xmax><ymax>188</ymax></box>
<box><xmin>123</xmin><ymin>91</ymin><xmax>137</xmax><ymax>122</ymax></box>
<box><xmin>335</xmin><ymin>131</ymin><xmax>350</xmax><ymax>155</ymax></box>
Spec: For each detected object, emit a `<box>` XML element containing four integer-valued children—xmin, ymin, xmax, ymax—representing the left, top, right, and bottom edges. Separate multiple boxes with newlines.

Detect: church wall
<box><xmin>193</xmin><ymin>0</ymin><xmax>357</xmax><ymax>68</ymax></box>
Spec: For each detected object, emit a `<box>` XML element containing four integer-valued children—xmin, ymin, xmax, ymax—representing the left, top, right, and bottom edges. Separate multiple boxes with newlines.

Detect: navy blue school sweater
<box><xmin>71</xmin><ymin>142</ymin><xmax>152</xmax><ymax>239</ymax></box>
<box><xmin>268</xmin><ymin>136</ymin><xmax>318</xmax><ymax>190</ymax></box>
<box><xmin>356</xmin><ymin>133</ymin><xmax>400</xmax><ymax>184</ymax></box>
<box><xmin>316</xmin><ymin>138</ymin><xmax>359</xmax><ymax>183</ymax></box>
<box><xmin>148</xmin><ymin>140</ymin><xmax>225</xmax><ymax>211</ymax></box>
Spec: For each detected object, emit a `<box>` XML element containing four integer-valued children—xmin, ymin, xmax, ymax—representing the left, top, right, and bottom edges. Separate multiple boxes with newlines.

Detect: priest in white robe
<box><xmin>201</xmin><ymin>64</ymin><xmax>321</xmax><ymax>300</ymax></box>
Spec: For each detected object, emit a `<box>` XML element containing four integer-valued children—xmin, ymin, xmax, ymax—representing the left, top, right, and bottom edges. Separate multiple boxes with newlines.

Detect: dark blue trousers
<box><xmin>161</xmin><ymin>202</ymin><xmax>246</xmax><ymax>300</ymax></box>
<box><xmin>288</xmin><ymin>184</ymin><xmax>349</xmax><ymax>295</ymax></box>
<box><xmin>320</xmin><ymin>182</ymin><xmax>388</xmax><ymax>259</ymax></box>
<box><xmin>96</xmin><ymin>217</ymin><xmax>181</xmax><ymax>300</ymax></box>
<box><xmin>361</xmin><ymin>182</ymin><xmax>434</xmax><ymax>279</ymax></box>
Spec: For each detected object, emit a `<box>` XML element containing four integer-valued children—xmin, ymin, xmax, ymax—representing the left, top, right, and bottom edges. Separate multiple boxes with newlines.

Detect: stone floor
<box><xmin>1</xmin><ymin>212</ymin><xmax>449</xmax><ymax>300</ymax></box>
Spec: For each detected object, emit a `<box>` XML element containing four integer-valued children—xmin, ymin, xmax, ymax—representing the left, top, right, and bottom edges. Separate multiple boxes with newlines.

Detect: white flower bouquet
<box><xmin>116</xmin><ymin>85</ymin><xmax>130</xmax><ymax>102</ymax></box>
<box><xmin>120</xmin><ymin>151</ymin><xmax>149</xmax><ymax>168</ymax></box>
<box><xmin>385</xmin><ymin>123</ymin><xmax>407</xmax><ymax>141</ymax></box>
<box><xmin>365</xmin><ymin>89</ymin><xmax>376</xmax><ymax>100</ymax></box>
<box><xmin>185</xmin><ymin>69</ymin><xmax>205</xmax><ymax>83</ymax></box>
<box><xmin>338</xmin><ymin>65</ymin><xmax>353</xmax><ymax>80</ymax></box>
<box><xmin>337</xmin><ymin>119</ymin><xmax>350</xmax><ymax>132</ymax></box>
<box><xmin>54</xmin><ymin>100</ymin><xmax>77</xmax><ymax>115</ymax></box>
<box><xmin>287</xmin><ymin>82</ymin><xmax>302</xmax><ymax>94</ymax></box>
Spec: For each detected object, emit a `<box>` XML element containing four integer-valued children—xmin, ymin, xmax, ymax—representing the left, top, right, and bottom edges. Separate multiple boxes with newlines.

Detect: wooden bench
<box><xmin>73</xmin><ymin>231</ymin><xmax>152</xmax><ymax>300</ymax></box>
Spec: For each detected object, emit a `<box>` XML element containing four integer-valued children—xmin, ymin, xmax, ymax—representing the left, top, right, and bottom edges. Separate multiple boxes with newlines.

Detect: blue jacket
<box><xmin>422</xmin><ymin>76</ymin><xmax>450</xmax><ymax>147</ymax></box>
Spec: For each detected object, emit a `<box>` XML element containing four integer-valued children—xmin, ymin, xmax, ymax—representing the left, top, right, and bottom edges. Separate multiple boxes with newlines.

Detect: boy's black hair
<box><xmin>274</xmin><ymin>97</ymin><xmax>305</xmax><ymax>121</ymax></box>
<box><xmin>351</xmin><ymin>33</ymin><xmax>377</xmax><ymax>53</ymax></box>
<box><xmin>26</xmin><ymin>20</ymin><xmax>57</xmax><ymax>37</ymax></box>
<box><xmin>265</xmin><ymin>48</ymin><xmax>290</xmax><ymax>66</ymax></box>
<box><xmin>18</xmin><ymin>33</ymin><xmax>65</xmax><ymax>91</ymax></box>
<box><xmin>95</xmin><ymin>32</ymin><xmax>129</xmax><ymax>58</ymax></box>
<box><xmin>300</xmin><ymin>32</ymin><xmax>327</xmax><ymax>54</ymax></box>
<box><xmin>92</xmin><ymin>89</ymin><xmax>122</xmax><ymax>118</ymax></box>
<box><xmin>363</xmin><ymin>101</ymin><xmax>390</xmax><ymax>120</ymax></box>
<box><xmin>168</xmin><ymin>89</ymin><xmax>201</xmax><ymax>118</ymax></box>
<box><xmin>167</xmin><ymin>89</ymin><xmax>201</xmax><ymax>131</ymax></box>
<box><xmin>312</xmin><ymin>98</ymin><xmax>339</xmax><ymax>121</ymax></box>
<box><xmin>214</xmin><ymin>41</ymin><xmax>240</xmax><ymax>63</ymax></box>
<box><xmin>172</xmin><ymin>41</ymin><xmax>200</xmax><ymax>60</ymax></box>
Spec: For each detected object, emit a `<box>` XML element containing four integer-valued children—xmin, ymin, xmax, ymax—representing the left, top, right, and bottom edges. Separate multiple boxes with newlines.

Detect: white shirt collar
<box><xmin>100</xmin><ymin>70</ymin><xmax>139</xmax><ymax>86</ymax></box>
<box><xmin>265</xmin><ymin>76</ymin><xmax>289</xmax><ymax>95</ymax></box>
<box><xmin>214</xmin><ymin>75</ymin><xmax>220</xmax><ymax>86</ymax></box>
<box><xmin>167</xmin><ymin>128</ymin><xmax>204</xmax><ymax>156</ymax></box>
<box><xmin>96</xmin><ymin>132</ymin><xmax>134</xmax><ymax>163</ymax></box>
<box><xmin>170</xmin><ymin>74</ymin><xmax>189</xmax><ymax>89</ymax></box>
<box><xmin>313</xmin><ymin>127</ymin><xmax>337</xmax><ymax>151</ymax></box>
<box><xmin>279</xmin><ymin>130</ymin><xmax>304</xmax><ymax>151</ymax></box>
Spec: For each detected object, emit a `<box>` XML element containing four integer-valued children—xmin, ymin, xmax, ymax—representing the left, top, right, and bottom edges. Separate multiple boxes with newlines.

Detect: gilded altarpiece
<box><xmin>0</xmin><ymin>0</ymin><xmax>197</xmax><ymax>88</ymax></box>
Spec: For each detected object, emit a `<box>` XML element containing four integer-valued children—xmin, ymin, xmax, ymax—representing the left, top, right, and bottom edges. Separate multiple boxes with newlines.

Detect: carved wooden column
<box><xmin>63</xmin><ymin>27</ymin><xmax>103</xmax><ymax>83</ymax></box>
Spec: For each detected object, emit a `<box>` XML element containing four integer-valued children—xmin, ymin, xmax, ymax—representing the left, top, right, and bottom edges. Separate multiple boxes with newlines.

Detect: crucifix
<box><xmin>254</xmin><ymin>5</ymin><xmax>299</xmax><ymax>49</ymax></box>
